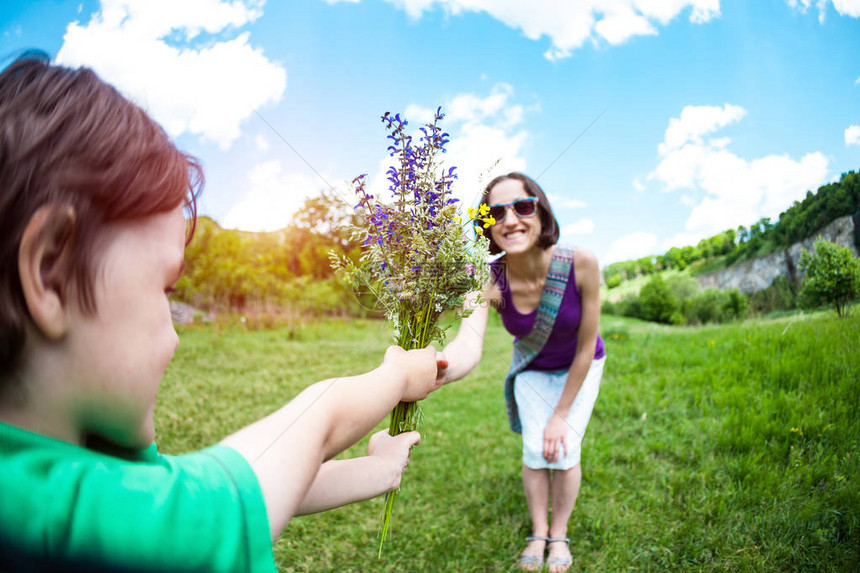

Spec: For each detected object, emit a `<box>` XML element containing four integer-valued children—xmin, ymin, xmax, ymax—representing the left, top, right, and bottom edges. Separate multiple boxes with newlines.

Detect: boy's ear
<box><xmin>18</xmin><ymin>205</ymin><xmax>77</xmax><ymax>340</ymax></box>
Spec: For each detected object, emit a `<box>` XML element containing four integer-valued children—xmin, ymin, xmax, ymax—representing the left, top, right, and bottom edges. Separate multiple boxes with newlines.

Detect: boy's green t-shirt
<box><xmin>0</xmin><ymin>421</ymin><xmax>276</xmax><ymax>572</ymax></box>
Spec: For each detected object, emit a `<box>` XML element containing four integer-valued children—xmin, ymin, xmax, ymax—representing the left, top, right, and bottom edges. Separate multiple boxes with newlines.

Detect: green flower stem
<box><xmin>379</xmin><ymin>299</ymin><xmax>437</xmax><ymax>557</ymax></box>
<box><xmin>378</xmin><ymin>399</ymin><xmax>422</xmax><ymax>556</ymax></box>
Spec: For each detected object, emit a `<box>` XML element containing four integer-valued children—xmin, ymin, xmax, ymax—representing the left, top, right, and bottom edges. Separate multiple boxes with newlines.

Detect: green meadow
<box><xmin>157</xmin><ymin>311</ymin><xmax>859</xmax><ymax>572</ymax></box>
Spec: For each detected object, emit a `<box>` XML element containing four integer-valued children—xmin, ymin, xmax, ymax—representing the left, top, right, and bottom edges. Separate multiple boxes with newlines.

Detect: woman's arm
<box><xmin>293</xmin><ymin>430</ymin><xmax>420</xmax><ymax>516</ymax></box>
<box><xmin>542</xmin><ymin>248</ymin><xmax>601</xmax><ymax>464</ymax></box>
<box><xmin>440</xmin><ymin>283</ymin><xmax>497</xmax><ymax>383</ymax></box>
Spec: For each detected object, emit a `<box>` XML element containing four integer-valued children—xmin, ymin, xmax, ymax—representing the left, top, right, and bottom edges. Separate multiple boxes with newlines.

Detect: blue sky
<box><xmin>2</xmin><ymin>0</ymin><xmax>859</xmax><ymax>265</ymax></box>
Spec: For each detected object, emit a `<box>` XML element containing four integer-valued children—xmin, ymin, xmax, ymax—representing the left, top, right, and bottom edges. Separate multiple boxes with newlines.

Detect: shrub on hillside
<box><xmin>640</xmin><ymin>275</ymin><xmax>684</xmax><ymax>324</ymax></box>
<box><xmin>749</xmin><ymin>276</ymin><xmax>798</xmax><ymax>315</ymax></box>
<box><xmin>605</xmin><ymin>275</ymin><xmax>748</xmax><ymax>326</ymax></box>
<box><xmin>687</xmin><ymin>289</ymin><xmax>726</xmax><ymax>324</ymax></box>
<box><xmin>665</xmin><ymin>274</ymin><xmax>702</xmax><ymax>322</ymax></box>
<box><xmin>617</xmin><ymin>296</ymin><xmax>644</xmax><ymax>320</ymax></box>
<box><xmin>685</xmin><ymin>288</ymin><xmax>749</xmax><ymax>324</ymax></box>
<box><xmin>798</xmin><ymin>238</ymin><xmax>860</xmax><ymax>317</ymax></box>
<box><xmin>601</xmin><ymin>299</ymin><xmax>618</xmax><ymax>315</ymax></box>
<box><xmin>724</xmin><ymin>289</ymin><xmax>750</xmax><ymax>320</ymax></box>
<box><xmin>665</xmin><ymin>274</ymin><xmax>701</xmax><ymax>299</ymax></box>
<box><xmin>605</xmin><ymin>274</ymin><xmax>623</xmax><ymax>289</ymax></box>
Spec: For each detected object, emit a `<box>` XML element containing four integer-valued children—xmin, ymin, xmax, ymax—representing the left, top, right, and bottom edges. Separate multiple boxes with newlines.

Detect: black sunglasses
<box><xmin>487</xmin><ymin>196</ymin><xmax>539</xmax><ymax>222</ymax></box>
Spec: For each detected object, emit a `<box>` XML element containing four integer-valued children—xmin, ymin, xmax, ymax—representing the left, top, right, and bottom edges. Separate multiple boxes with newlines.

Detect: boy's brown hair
<box><xmin>0</xmin><ymin>52</ymin><xmax>203</xmax><ymax>384</ymax></box>
<box><xmin>482</xmin><ymin>172</ymin><xmax>560</xmax><ymax>255</ymax></box>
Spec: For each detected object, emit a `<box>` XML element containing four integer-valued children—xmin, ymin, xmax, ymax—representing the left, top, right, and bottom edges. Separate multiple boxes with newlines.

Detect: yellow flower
<box><xmin>453</xmin><ymin>216</ymin><xmax>462</xmax><ymax>224</ymax></box>
<box><xmin>482</xmin><ymin>216</ymin><xmax>496</xmax><ymax>228</ymax></box>
<box><xmin>468</xmin><ymin>207</ymin><xmax>478</xmax><ymax>220</ymax></box>
<box><xmin>479</xmin><ymin>203</ymin><xmax>490</xmax><ymax>216</ymax></box>
<box><xmin>474</xmin><ymin>225</ymin><xmax>483</xmax><ymax>235</ymax></box>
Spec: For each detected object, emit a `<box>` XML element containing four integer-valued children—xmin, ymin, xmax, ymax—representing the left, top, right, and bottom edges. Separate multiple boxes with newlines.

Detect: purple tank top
<box><xmin>492</xmin><ymin>255</ymin><xmax>606</xmax><ymax>372</ymax></box>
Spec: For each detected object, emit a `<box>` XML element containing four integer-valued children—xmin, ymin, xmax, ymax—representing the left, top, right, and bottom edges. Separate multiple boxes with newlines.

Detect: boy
<box><xmin>0</xmin><ymin>53</ymin><xmax>444</xmax><ymax>572</ymax></box>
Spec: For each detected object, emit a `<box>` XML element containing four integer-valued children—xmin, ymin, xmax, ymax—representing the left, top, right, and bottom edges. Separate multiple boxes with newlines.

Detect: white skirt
<box><xmin>513</xmin><ymin>356</ymin><xmax>605</xmax><ymax>470</ymax></box>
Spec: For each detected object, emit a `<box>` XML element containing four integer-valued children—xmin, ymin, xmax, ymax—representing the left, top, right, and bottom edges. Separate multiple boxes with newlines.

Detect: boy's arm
<box><xmin>220</xmin><ymin>346</ymin><xmax>442</xmax><ymax>541</ymax></box>
<box><xmin>293</xmin><ymin>430</ymin><xmax>419</xmax><ymax>516</ymax></box>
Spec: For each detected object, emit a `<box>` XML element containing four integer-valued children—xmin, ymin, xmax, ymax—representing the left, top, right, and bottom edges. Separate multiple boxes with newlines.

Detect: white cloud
<box><xmin>605</xmin><ymin>232</ymin><xmax>658</xmax><ymax>264</ymax></box>
<box><xmin>446</xmin><ymin>123</ymin><xmax>528</xmax><ymax>204</ymax></box>
<box><xmin>56</xmin><ymin>0</ymin><xmax>286</xmax><ymax>150</ymax></box>
<box><xmin>561</xmin><ymin>218</ymin><xmax>595</xmax><ymax>235</ymax></box>
<box><xmin>594</xmin><ymin>6</ymin><xmax>657</xmax><ymax>45</ymax></box>
<box><xmin>650</xmin><ymin>142</ymin><xmax>710</xmax><ymax>191</ymax></box>
<box><xmin>659</xmin><ymin>103</ymin><xmax>746</xmax><ymax>155</ymax></box>
<box><xmin>786</xmin><ymin>0</ymin><xmax>813</xmax><ymax>12</ymax></box>
<box><xmin>547</xmin><ymin>193</ymin><xmax>587</xmax><ymax>209</ymax></box>
<box><xmin>785</xmin><ymin>0</ymin><xmax>860</xmax><ymax>21</ymax></box>
<box><xmin>222</xmin><ymin>160</ymin><xmax>343</xmax><ymax>231</ymax></box>
<box><xmin>407</xmin><ymin>84</ymin><xmax>527</xmax><ymax>131</ymax></box>
<box><xmin>845</xmin><ymin>125</ymin><xmax>860</xmax><ymax>146</ymax></box>
<box><xmin>255</xmin><ymin>133</ymin><xmax>270</xmax><ymax>152</ymax></box>
<box><xmin>449</xmin><ymin>84</ymin><xmax>515</xmax><ymax>123</ymax></box>
<box><xmin>376</xmin><ymin>0</ymin><xmax>720</xmax><ymax>60</ymax></box>
<box><xmin>832</xmin><ymin>0</ymin><xmax>860</xmax><ymax>17</ymax></box>
<box><xmin>632</xmin><ymin>177</ymin><xmax>645</xmax><ymax>192</ymax></box>
<box><xmin>402</xmin><ymin>104</ymin><xmax>436</xmax><ymax>125</ymax></box>
<box><xmin>371</xmin><ymin>84</ymin><xmax>530</xmax><ymax>207</ymax></box>
<box><xmin>649</xmin><ymin>104</ymin><xmax>830</xmax><ymax>239</ymax></box>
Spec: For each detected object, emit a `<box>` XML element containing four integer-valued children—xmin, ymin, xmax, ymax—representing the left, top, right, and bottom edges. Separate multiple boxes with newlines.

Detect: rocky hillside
<box><xmin>697</xmin><ymin>214</ymin><xmax>859</xmax><ymax>294</ymax></box>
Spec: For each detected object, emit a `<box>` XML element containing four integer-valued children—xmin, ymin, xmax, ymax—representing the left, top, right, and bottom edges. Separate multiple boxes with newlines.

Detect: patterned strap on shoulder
<box><xmin>503</xmin><ymin>246</ymin><xmax>575</xmax><ymax>433</ymax></box>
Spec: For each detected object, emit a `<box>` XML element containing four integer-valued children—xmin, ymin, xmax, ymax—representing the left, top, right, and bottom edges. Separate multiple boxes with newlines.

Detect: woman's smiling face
<box><xmin>487</xmin><ymin>178</ymin><xmax>542</xmax><ymax>255</ymax></box>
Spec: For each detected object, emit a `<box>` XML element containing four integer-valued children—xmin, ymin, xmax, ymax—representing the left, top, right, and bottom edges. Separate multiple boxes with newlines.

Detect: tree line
<box><xmin>173</xmin><ymin>190</ymin><xmax>366</xmax><ymax>320</ymax></box>
<box><xmin>601</xmin><ymin>169</ymin><xmax>860</xmax><ymax>325</ymax></box>
<box><xmin>603</xmin><ymin>170</ymin><xmax>860</xmax><ymax>285</ymax></box>
<box><xmin>171</xmin><ymin>171</ymin><xmax>859</xmax><ymax>325</ymax></box>
<box><xmin>603</xmin><ymin>237</ymin><xmax>860</xmax><ymax>324</ymax></box>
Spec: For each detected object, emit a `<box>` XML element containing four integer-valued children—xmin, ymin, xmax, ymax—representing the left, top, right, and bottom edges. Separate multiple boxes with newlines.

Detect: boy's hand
<box><xmin>382</xmin><ymin>345</ymin><xmax>446</xmax><ymax>402</ymax></box>
<box><xmin>368</xmin><ymin>429</ymin><xmax>421</xmax><ymax>492</ymax></box>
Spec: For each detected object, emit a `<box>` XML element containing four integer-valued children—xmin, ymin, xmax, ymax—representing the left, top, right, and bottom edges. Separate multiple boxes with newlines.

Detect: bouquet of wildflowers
<box><xmin>332</xmin><ymin>108</ymin><xmax>495</xmax><ymax>554</ymax></box>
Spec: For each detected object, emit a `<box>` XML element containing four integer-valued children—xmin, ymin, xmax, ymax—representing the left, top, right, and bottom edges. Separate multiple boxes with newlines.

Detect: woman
<box><xmin>440</xmin><ymin>172</ymin><xmax>606</xmax><ymax>572</ymax></box>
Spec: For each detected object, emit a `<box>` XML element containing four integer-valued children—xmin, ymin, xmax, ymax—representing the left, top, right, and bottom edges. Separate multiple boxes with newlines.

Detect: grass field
<box><xmin>157</xmin><ymin>311</ymin><xmax>860</xmax><ymax>572</ymax></box>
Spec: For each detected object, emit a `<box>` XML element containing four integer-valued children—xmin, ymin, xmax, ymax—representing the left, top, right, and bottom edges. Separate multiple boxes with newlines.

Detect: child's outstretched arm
<box><xmin>293</xmin><ymin>429</ymin><xmax>420</xmax><ymax>516</ymax></box>
<box><xmin>220</xmin><ymin>346</ymin><xmax>443</xmax><ymax>541</ymax></box>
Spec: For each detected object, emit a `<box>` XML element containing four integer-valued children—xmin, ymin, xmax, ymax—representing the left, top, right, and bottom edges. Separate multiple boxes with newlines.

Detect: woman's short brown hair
<box><xmin>481</xmin><ymin>172</ymin><xmax>560</xmax><ymax>255</ymax></box>
<box><xmin>0</xmin><ymin>52</ymin><xmax>203</xmax><ymax>381</ymax></box>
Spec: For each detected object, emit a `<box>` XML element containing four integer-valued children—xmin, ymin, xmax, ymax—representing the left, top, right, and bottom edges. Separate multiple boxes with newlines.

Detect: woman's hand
<box><xmin>435</xmin><ymin>354</ymin><xmax>450</xmax><ymax>384</ymax></box>
<box><xmin>542</xmin><ymin>414</ymin><xmax>570</xmax><ymax>464</ymax></box>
